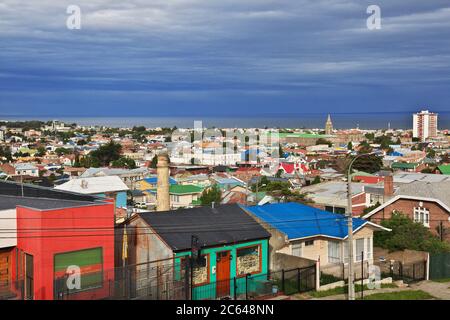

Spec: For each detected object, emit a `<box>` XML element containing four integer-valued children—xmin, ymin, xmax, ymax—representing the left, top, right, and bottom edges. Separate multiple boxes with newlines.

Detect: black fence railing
<box><xmin>376</xmin><ymin>260</ymin><xmax>427</xmax><ymax>283</ymax></box>
<box><xmin>54</xmin><ymin>263</ymin><xmax>317</xmax><ymax>300</ymax></box>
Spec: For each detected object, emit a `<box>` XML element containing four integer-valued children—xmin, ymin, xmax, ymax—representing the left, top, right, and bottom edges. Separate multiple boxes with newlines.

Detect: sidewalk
<box><xmin>409</xmin><ymin>280</ymin><xmax>450</xmax><ymax>300</ymax></box>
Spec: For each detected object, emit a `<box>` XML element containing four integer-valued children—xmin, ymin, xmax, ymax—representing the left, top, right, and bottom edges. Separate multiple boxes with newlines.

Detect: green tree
<box><xmin>111</xmin><ymin>157</ymin><xmax>137</xmax><ymax>169</ymax></box>
<box><xmin>89</xmin><ymin>141</ymin><xmax>122</xmax><ymax>167</ymax></box>
<box><xmin>347</xmin><ymin>142</ymin><xmax>353</xmax><ymax>151</ymax></box>
<box><xmin>55</xmin><ymin>147</ymin><xmax>71</xmax><ymax>156</ymax></box>
<box><xmin>311</xmin><ymin>176</ymin><xmax>321</xmax><ymax>185</ymax></box>
<box><xmin>149</xmin><ymin>155</ymin><xmax>158</xmax><ymax>169</ymax></box>
<box><xmin>316</xmin><ymin>138</ymin><xmax>332</xmax><ymax>147</ymax></box>
<box><xmin>374</xmin><ymin>212</ymin><xmax>450</xmax><ymax>254</ymax></box>
<box><xmin>200</xmin><ymin>185</ymin><xmax>222</xmax><ymax>206</ymax></box>
<box><xmin>349</xmin><ymin>154</ymin><xmax>382</xmax><ymax>174</ymax></box>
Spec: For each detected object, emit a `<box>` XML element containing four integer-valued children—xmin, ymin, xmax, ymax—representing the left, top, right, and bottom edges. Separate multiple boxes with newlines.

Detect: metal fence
<box><xmin>429</xmin><ymin>253</ymin><xmax>450</xmax><ymax>280</ymax></box>
<box><xmin>54</xmin><ymin>262</ymin><xmax>317</xmax><ymax>300</ymax></box>
<box><xmin>375</xmin><ymin>259</ymin><xmax>427</xmax><ymax>283</ymax></box>
<box><xmin>320</xmin><ymin>260</ymin><xmax>370</xmax><ymax>286</ymax></box>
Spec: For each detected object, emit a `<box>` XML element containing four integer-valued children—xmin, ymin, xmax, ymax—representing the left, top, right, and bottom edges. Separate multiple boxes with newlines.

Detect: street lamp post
<box><xmin>346</xmin><ymin>152</ymin><xmax>375</xmax><ymax>300</ymax></box>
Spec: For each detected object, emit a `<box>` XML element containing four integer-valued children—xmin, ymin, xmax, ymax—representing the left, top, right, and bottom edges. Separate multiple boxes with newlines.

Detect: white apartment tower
<box><xmin>413</xmin><ymin>110</ymin><xmax>438</xmax><ymax>141</ymax></box>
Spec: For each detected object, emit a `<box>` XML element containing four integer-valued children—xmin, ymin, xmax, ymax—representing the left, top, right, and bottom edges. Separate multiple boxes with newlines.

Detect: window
<box><xmin>355</xmin><ymin>239</ymin><xmax>364</xmax><ymax>261</ymax></box>
<box><xmin>343</xmin><ymin>242</ymin><xmax>349</xmax><ymax>263</ymax></box>
<box><xmin>305</xmin><ymin>240</ymin><xmax>314</xmax><ymax>246</ymax></box>
<box><xmin>236</xmin><ymin>245</ymin><xmax>261</xmax><ymax>276</ymax></box>
<box><xmin>328</xmin><ymin>241</ymin><xmax>341</xmax><ymax>264</ymax></box>
<box><xmin>414</xmin><ymin>207</ymin><xmax>430</xmax><ymax>227</ymax></box>
<box><xmin>366</xmin><ymin>238</ymin><xmax>372</xmax><ymax>260</ymax></box>
<box><xmin>192</xmin><ymin>255</ymin><xmax>209</xmax><ymax>285</ymax></box>
<box><xmin>292</xmin><ymin>243</ymin><xmax>302</xmax><ymax>257</ymax></box>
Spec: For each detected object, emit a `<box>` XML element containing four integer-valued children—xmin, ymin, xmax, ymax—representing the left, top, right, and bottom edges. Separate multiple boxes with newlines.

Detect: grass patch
<box><xmin>361</xmin><ymin>290</ymin><xmax>435</xmax><ymax>300</ymax></box>
<box><xmin>309</xmin><ymin>283</ymin><xmax>397</xmax><ymax>298</ymax></box>
<box><xmin>432</xmin><ymin>278</ymin><xmax>450</xmax><ymax>283</ymax></box>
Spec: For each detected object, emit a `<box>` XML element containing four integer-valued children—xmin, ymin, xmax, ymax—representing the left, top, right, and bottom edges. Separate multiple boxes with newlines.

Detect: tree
<box><xmin>149</xmin><ymin>155</ymin><xmax>158</xmax><ymax>169</ymax></box>
<box><xmin>200</xmin><ymin>185</ymin><xmax>222</xmax><ymax>206</ymax></box>
<box><xmin>349</xmin><ymin>154</ymin><xmax>382</xmax><ymax>174</ymax></box>
<box><xmin>347</xmin><ymin>142</ymin><xmax>353</xmax><ymax>151</ymax></box>
<box><xmin>0</xmin><ymin>146</ymin><xmax>13</xmax><ymax>162</ymax></box>
<box><xmin>111</xmin><ymin>157</ymin><xmax>137</xmax><ymax>169</ymax></box>
<box><xmin>89</xmin><ymin>141</ymin><xmax>122</xmax><ymax>167</ymax></box>
<box><xmin>363</xmin><ymin>202</ymin><xmax>381</xmax><ymax>214</ymax></box>
<box><xmin>55</xmin><ymin>147</ymin><xmax>71</xmax><ymax>156</ymax></box>
<box><xmin>316</xmin><ymin>138</ymin><xmax>332</xmax><ymax>147</ymax></box>
<box><xmin>374</xmin><ymin>212</ymin><xmax>450</xmax><ymax>254</ymax></box>
<box><xmin>311</xmin><ymin>176</ymin><xmax>321</xmax><ymax>185</ymax></box>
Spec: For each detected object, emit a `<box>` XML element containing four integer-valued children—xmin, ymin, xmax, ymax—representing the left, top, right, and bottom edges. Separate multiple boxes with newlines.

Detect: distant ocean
<box><xmin>1</xmin><ymin>112</ymin><xmax>449</xmax><ymax>130</ymax></box>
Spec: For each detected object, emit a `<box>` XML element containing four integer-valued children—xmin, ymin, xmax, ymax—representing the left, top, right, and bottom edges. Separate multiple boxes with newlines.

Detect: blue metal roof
<box><xmin>245</xmin><ymin>202</ymin><xmax>368</xmax><ymax>240</ymax></box>
<box><xmin>143</xmin><ymin>177</ymin><xmax>177</xmax><ymax>185</ymax></box>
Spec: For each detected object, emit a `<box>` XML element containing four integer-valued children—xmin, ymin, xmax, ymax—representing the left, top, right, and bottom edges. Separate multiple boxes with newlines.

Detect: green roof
<box><xmin>169</xmin><ymin>184</ymin><xmax>204</xmax><ymax>195</ymax></box>
<box><xmin>350</xmin><ymin>171</ymin><xmax>374</xmax><ymax>178</ymax></box>
<box><xmin>392</xmin><ymin>162</ymin><xmax>418</xmax><ymax>169</ymax></box>
<box><xmin>438</xmin><ymin>165</ymin><xmax>450</xmax><ymax>175</ymax></box>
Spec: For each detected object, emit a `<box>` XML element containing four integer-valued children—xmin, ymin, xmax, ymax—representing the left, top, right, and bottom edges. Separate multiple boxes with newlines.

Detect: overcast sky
<box><xmin>1</xmin><ymin>0</ymin><xmax>450</xmax><ymax>117</ymax></box>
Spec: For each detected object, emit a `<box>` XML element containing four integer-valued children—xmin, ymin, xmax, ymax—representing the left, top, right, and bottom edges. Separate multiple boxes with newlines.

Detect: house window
<box><xmin>414</xmin><ymin>207</ymin><xmax>430</xmax><ymax>227</ymax></box>
<box><xmin>366</xmin><ymin>238</ymin><xmax>372</xmax><ymax>260</ymax></box>
<box><xmin>304</xmin><ymin>240</ymin><xmax>314</xmax><ymax>246</ymax></box>
<box><xmin>193</xmin><ymin>255</ymin><xmax>209</xmax><ymax>285</ymax></box>
<box><xmin>328</xmin><ymin>241</ymin><xmax>341</xmax><ymax>264</ymax></box>
<box><xmin>292</xmin><ymin>243</ymin><xmax>302</xmax><ymax>257</ymax></box>
<box><xmin>355</xmin><ymin>239</ymin><xmax>364</xmax><ymax>261</ymax></box>
<box><xmin>236</xmin><ymin>245</ymin><xmax>261</xmax><ymax>276</ymax></box>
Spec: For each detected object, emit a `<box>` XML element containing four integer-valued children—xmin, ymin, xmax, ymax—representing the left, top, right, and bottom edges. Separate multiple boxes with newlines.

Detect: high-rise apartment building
<box><xmin>413</xmin><ymin>110</ymin><xmax>438</xmax><ymax>141</ymax></box>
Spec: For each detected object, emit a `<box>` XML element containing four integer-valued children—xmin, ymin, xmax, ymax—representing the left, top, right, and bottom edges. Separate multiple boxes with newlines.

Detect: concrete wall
<box><xmin>271</xmin><ymin>252</ymin><xmax>316</xmax><ymax>271</ymax></box>
<box><xmin>0</xmin><ymin>209</ymin><xmax>17</xmax><ymax>249</ymax></box>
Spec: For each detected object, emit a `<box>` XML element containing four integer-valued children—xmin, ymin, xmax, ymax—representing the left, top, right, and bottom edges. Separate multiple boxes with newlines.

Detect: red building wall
<box><xmin>15</xmin><ymin>202</ymin><xmax>115</xmax><ymax>300</ymax></box>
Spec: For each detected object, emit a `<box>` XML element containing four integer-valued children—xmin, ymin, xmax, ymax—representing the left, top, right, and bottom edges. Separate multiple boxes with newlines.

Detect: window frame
<box><xmin>235</xmin><ymin>244</ymin><xmax>262</xmax><ymax>278</ymax></box>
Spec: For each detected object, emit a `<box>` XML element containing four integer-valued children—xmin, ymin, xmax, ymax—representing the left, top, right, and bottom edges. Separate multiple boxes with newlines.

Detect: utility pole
<box><xmin>346</xmin><ymin>168</ymin><xmax>355</xmax><ymax>300</ymax></box>
<box><xmin>346</xmin><ymin>152</ymin><xmax>375</xmax><ymax>301</ymax></box>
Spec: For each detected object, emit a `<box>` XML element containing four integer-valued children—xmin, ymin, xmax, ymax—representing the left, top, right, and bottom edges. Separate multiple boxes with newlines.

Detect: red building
<box><xmin>0</xmin><ymin>181</ymin><xmax>115</xmax><ymax>300</ymax></box>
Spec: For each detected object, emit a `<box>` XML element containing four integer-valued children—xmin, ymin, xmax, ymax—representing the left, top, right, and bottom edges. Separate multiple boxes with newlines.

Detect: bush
<box><xmin>374</xmin><ymin>212</ymin><xmax>450</xmax><ymax>254</ymax></box>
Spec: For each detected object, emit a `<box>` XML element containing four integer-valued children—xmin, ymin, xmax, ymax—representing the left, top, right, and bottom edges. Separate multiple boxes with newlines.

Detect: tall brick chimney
<box><xmin>381</xmin><ymin>171</ymin><xmax>394</xmax><ymax>200</ymax></box>
<box><xmin>156</xmin><ymin>153</ymin><xmax>170</xmax><ymax>211</ymax></box>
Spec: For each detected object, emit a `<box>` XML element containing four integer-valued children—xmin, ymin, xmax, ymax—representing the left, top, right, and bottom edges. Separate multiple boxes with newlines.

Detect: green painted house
<box><xmin>126</xmin><ymin>204</ymin><xmax>271</xmax><ymax>300</ymax></box>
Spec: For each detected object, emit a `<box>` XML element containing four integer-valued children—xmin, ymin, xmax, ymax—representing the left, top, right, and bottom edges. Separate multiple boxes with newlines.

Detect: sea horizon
<box><xmin>1</xmin><ymin>111</ymin><xmax>449</xmax><ymax>130</ymax></box>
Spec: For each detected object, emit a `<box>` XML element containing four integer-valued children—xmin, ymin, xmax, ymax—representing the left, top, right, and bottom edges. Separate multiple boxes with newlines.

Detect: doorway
<box><xmin>215</xmin><ymin>251</ymin><xmax>231</xmax><ymax>298</ymax></box>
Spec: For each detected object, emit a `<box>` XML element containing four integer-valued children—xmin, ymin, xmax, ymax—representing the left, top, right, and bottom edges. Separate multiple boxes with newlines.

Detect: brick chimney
<box><xmin>156</xmin><ymin>153</ymin><xmax>170</xmax><ymax>212</ymax></box>
<box><xmin>381</xmin><ymin>171</ymin><xmax>394</xmax><ymax>200</ymax></box>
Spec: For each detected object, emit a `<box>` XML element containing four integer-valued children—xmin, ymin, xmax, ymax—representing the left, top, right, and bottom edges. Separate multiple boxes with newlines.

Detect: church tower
<box><xmin>325</xmin><ymin>114</ymin><xmax>333</xmax><ymax>135</ymax></box>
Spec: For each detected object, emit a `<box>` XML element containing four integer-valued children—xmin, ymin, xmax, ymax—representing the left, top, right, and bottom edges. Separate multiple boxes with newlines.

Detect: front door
<box><xmin>216</xmin><ymin>251</ymin><xmax>231</xmax><ymax>298</ymax></box>
<box><xmin>0</xmin><ymin>250</ymin><xmax>11</xmax><ymax>296</ymax></box>
<box><xmin>25</xmin><ymin>254</ymin><xmax>34</xmax><ymax>300</ymax></box>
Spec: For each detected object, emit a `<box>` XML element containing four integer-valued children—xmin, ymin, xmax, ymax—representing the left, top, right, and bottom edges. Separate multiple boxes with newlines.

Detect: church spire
<box><xmin>325</xmin><ymin>114</ymin><xmax>333</xmax><ymax>135</ymax></box>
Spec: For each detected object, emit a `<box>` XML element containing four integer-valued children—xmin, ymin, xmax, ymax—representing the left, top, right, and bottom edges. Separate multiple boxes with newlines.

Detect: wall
<box><xmin>271</xmin><ymin>252</ymin><xmax>316</xmax><ymax>271</ymax></box>
<box><xmin>174</xmin><ymin>239</ymin><xmax>269</xmax><ymax>299</ymax></box>
<box><xmin>0</xmin><ymin>209</ymin><xmax>17</xmax><ymax>249</ymax></box>
<box><xmin>15</xmin><ymin>202</ymin><xmax>115</xmax><ymax>300</ymax></box>
<box><xmin>368</xmin><ymin>198</ymin><xmax>450</xmax><ymax>241</ymax></box>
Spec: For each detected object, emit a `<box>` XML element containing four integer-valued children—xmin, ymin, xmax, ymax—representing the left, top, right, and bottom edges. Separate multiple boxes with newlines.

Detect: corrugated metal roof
<box><xmin>245</xmin><ymin>202</ymin><xmax>368</xmax><ymax>240</ymax></box>
<box><xmin>137</xmin><ymin>204</ymin><xmax>270</xmax><ymax>252</ymax></box>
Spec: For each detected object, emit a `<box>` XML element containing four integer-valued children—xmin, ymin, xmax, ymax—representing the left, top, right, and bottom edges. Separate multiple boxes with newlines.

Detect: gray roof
<box><xmin>393</xmin><ymin>172</ymin><xmax>450</xmax><ymax>184</ymax></box>
<box><xmin>394</xmin><ymin>181</ymin><xmax>450</xmax><ymax>208</ymax></box>
<box><xmin>137</xmin><ymin>204</ymin><xmax>270</xmax><ymax>252</ymax></box>
<box><xmin>0</xmin><ymin>195</ymin><xmax>103</xmax><ymax>211</ymax></box>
